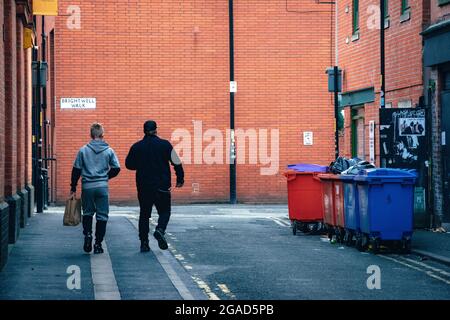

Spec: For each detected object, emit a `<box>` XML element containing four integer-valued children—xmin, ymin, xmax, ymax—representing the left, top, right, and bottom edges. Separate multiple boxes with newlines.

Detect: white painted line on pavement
<box><xmin>191</xmin><ymin>276</ymin><xmax>220</xmax><ymax>300</ymax></box>
<box><xmin>267</xmin><ymin>217</ymin><xmax>290</xmax><ymax>227</ymax></box>
<box><xmin>394</xmin><ymin>255</ymin><xmax>450</xmax><ymax>277</ymax></box>
<box><xmin>127</xmin><ymin>217</ymin><xmax>196</xmax><ymax>300</ymax></box>
<box><xmin>274</xmin><ymin>217</ymin><xmax>291</xmax><ymax>227</ymax></box>
<box><xmin>90</xmin><ymin>242</ymin><xmax>121</xmax><ymax>300</ymax></box>
<box><xmin>218</xmin><ymin>283</ymin><xmax>236</xmax><ymax>299</ymax></box>
<box><xmin>379</xmin><ymin>255</ymin><xmax>450</xmax><ymax>285</ymax></box>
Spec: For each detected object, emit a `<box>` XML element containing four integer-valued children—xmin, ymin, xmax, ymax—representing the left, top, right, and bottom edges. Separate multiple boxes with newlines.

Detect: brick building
<box><xmin>0</xmin><ymin>0</ymin><xmax>56</xmax><ymax>271</ymax></box>
<box><xmin>337</xmin><ymin>0</ymin><xmax>440</xmax><ymax>226</ymax></box>
<box><xmin>338</xmin><ymin>0</ymin><xmax>426</xmax><ymax>160</ymax></box>
<box><xmin>422</xmin><ymin>0</ymin><xmax>450</xmax><ymax>227</ymax></box>
<box><xmin>54</xmin><ymin>0</ymin><xmax>336</xmax><ymax>204</ymax></box>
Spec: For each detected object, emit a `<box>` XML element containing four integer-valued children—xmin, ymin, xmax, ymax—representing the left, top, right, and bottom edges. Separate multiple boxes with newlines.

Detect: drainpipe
<box><xmin>380</xmin><ymin>0</ymin><xmax>386</xmax><ymax>109</ymax></box>
<box><xmin>229</xmin><ymin>0</ymin><xmax>237</xmax><ymax>204</ymax></box>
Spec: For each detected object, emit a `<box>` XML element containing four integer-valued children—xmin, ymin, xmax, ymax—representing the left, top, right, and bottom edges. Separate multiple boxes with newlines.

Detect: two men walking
<box><xmin>71</xmin><ymin>121</ymin><xmax>183</xmax><ymax>254</ymax></box>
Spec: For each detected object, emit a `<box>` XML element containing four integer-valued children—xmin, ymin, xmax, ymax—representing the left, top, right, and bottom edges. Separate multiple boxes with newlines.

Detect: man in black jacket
<box><xmin>125</xmin><ymin>120</ymin><xmax>184</xmax><ymax>252</ymax></box>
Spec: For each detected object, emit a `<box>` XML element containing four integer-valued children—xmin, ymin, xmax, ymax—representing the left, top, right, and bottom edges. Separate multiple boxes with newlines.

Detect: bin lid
<box><xmin>340</xmin><ymin>175</ymin><xmax>356</xmax><ymax>182</ymax></box>
<box><xmin>354</xmin><ymin>168</ymin><xmax>417</xmax><ymax>183</ymax></box>
<box><xmin>317</xmin><ymin>173</ymin><xmax>340</xmax><ymax>180</ymax></box>
<box><xmin>286</xmin><ymin>163</ymin><xmax>328</xmax><ymax>173</ymax></box>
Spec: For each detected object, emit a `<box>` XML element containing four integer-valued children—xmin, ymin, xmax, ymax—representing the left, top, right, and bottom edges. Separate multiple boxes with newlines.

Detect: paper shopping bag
<box><xmin>63</xmin><ymin>196</ymin><xmax>81</xmax><ymax>226</ymax></box>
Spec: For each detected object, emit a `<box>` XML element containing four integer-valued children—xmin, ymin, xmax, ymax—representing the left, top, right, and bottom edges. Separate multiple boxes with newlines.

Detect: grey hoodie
<box><xmin>73</xmin><ymin>140</ymin><xmax>120</xmax><ymax>190</ymax></box>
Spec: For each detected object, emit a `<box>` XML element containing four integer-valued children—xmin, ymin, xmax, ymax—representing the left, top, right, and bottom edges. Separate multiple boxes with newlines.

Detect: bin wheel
<box><xmin>292</xmin><ymin>221</ymin><xmax>298</xmax><ymax>235</ymax></box>
<box><xmin>371</xmin><ymin>238</ymin><xmax>381</xmax><ymax>254</ymax></box>
<box><xmin>300</xmin><ymin>223</ymin><xmax>309</xmax><ymax>234</ymax></box>
<box><xmin>308</xmin><ymin>223</ymin><xmax>319</xmax><ymax>234</ymax></box>
<box><xmin>357</xmin><ymin>234</ymin><xmax>369</xmax><ymax>252</ymax></box>
<box><xmin>361</xmin><ymin>235</ymin><xmax>370</xmax><ymax>251</ymax></box>
<box><xmin>340</xmin><ymin>229</ymin><xmax>346</xmax><ymax>244</ymax></box>
<box><xmin>335</xmin><ymin>229</ymin><xmax>342</xmax><ymax>244</ymax></box>
<box><xmin>355</xmin><ymin>236</ymin><xmax>363</xmax><ymax>251</ymax></box>
<box><xmin>345</xmin><ymin>231</ymin><xmax>353</xmax><ymax>246</ymax></box>
<box><xmin>401</xmin><ymin>239</ymin><xmax>411</xmax><ymax>254</ymax></box>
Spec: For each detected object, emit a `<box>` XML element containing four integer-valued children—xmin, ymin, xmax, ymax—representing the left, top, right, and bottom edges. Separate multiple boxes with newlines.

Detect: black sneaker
<box><xmin>83</xmin><ymin>234</ymin><xmax>93</xmax><ymax>253</ymax></box>
<box><xmin>93</xmin><ymin>243</ymin><xmax>104</xmax><ymax>254</ymax></box>
<box><xmin>153</xmin><ymin>229</ymin><xmax>168</xmax><ymax>250</ymax></box>
<box><xmin>140</xmin><ymin>240</ymin><xmax>150</xmax><ymax>252</ymax></box>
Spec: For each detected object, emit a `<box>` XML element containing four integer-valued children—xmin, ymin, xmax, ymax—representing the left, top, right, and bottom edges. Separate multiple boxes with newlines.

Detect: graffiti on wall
<box><xmin>380</xmin><ymin>108</ymin><xmax>427</xmax><ymax>169</ymax></box>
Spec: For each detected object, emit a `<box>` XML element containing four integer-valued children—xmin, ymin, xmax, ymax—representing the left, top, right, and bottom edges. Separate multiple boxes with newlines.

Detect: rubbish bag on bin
<box><xmin>328</xmin><ymin>157</ymin><xmax>360</xmax><ymax>174</ymax></box>
<box><xmin>341</xmin><ymin>160</ymin><xmax>376</xmax><ymax>175</ymax></box>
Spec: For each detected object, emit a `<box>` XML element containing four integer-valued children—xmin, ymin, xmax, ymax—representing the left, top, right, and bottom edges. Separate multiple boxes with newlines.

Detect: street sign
<box><xmin>60</xmin><ymin>98</ymin><xmax>96</xmax><ymax>109</ymax></box>
<box><xmin>303</xmin><ymin>132</ymin><xmax>313</xmax><ymax>145</ymax></box>
<box><xmin>230</xmin><ymin>81</ymin><xmax>237</xmax><ymax>93</ymax></box>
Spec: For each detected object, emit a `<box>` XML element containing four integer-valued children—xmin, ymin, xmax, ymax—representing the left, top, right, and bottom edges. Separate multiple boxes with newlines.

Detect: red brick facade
<box><xmin>4</xmin><ymin>0</ymin><xmax>18</xmax><ymax>197</ymax></box>
<box><xmin>1</xmin><ymin>0</ymin><xmax>36</xmax><ymax>270</ymax></box>
<box><xmin>54</xmin><ymin>0</ymin><xmax>336</xmax><ymax>203</ymax></box>
<box><xmin>424</xmin><ymin>0</ymin><xmax>450</xmax><ymax>225</ymax></box>
<box><xmin>0</xmin><ymin>0</ymin><xmax>5</xmax><ymax>203</ymax></box>
<box><xmin>338</xmin><ymin>0</ymin><xmax>427</xmax><ymax>163</ymax></box>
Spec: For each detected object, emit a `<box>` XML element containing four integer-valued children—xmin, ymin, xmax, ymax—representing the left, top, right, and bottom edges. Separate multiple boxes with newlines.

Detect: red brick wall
<box><xmin>430</xmin><ymin>1</ymin><xmax>450</xmax><ymax>23</ymax></box>
<box><xmin>233</xmin><ymin>0</ymin><xmax>335</xmax><ymax>202</ymax></box>
<box><xmin>4</xmin><ymin>0</ymin><xmax>17</xmax><ymax>196</ymax></box>
<box><xmin>0</xmin><ymin>1</ymin><xmax>4</xmax><ymax>201</ymax></box>
<box><xmin>54</xmin><ymin>0</ymin><xmax>335</xmax><ymax>203</ymax></box>
<box><xmin>25</xmin><ymin>48</ymin><xmax>32</xmax><ymax>186</ymax></box>
<box><xmin>338</xmin><ymin>0</ymin><xmax>426</xmax><ymax>164</ymax></box>
<box><xmin>16</xmin><ymin>19</ymin><xmax>25</xmax><ymax>190</ymax></box>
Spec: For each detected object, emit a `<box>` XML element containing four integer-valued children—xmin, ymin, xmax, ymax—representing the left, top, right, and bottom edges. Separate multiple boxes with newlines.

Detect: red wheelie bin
<box><xmin>318</xmin><ymin>174</ymin><xmax>345</xmax><ymax>243</ymax></box>
<box><xmin>284</xmin><ymin>164</ymin><xmax>328</xmax><ymax>235</ymax></box>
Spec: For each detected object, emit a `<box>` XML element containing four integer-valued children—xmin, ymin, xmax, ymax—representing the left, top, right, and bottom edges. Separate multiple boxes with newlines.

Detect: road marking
<box><xmin>267</xmin><ymin>217</ymin><xmax>290</xmax><ymax>227</ymax></box>
<box><xmin>218</xmin><ymin>283</ymin><xmax>236</xmax><ymax>299</ymax></box>
<box><xmin>192</xmin><ymin>276</ymin><xmax>220</xmax><ymax>300</ymax></box>
<box><xmin>90</xmin><ymin>242</ymin><xmax>121</xmax><ymax>300</ymax></box>
<box><xmin>127</xmin><ymin>217</ymin><xmax>196</xmax><ymax>300</ymax></box>
<box><xmin>379</xmin><ymin>255</ymin><xmax>450</xmax><ymax>285</ymax></box>
<box><xmin>394</xmin><ymin>255</ymin><xmax>450</xmax><ymax>277</ymax></box>
<box><xmin>174</xmin><ymin>254</ymin><xmax>185</xmax><ymax>261</ymax></box>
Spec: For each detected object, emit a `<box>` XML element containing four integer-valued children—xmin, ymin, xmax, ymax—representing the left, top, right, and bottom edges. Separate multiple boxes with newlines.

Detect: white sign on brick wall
<box><xmin>303</xmin><ymin>132</ymin><xmax>313</xmax><ymax>145</ymax></box>
<box><xmin>369</xmin><ymin>121</ymin><xmax>375</xmax><ymax>164</ymax></box>
<box><xmin>61</xmin><ymin>98</ymin><xmax>96</xmax><ymax>109</ymax></box>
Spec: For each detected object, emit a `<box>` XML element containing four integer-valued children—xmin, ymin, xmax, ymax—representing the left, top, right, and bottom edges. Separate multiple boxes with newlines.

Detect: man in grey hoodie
<box><xmin>70</xmin><ymin>123</ymin><xmax>121</xmax><ymax>254</ymax></box>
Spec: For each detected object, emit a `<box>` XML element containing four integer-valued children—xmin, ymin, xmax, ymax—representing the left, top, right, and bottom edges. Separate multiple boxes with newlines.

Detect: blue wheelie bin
<box><xmin>354</xmin><ymin>168</ymin><xmax>417</xmax><ymax>253</ymax></box>
<box><xmin>340</xmin><ymin>161</ymin><xmax>375</xmax><ymax>248</ymax></box>
<box><xmin>341</xmin><ymin>174</ymin><xmax>360</xmax><ymax>247</ymax></box>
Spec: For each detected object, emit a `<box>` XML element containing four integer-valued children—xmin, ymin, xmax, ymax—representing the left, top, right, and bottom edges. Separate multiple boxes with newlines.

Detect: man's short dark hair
<box><xmin>144</xmin><ymin>120</ymin><xmax>157</xmax><ymax>135</ymax></box>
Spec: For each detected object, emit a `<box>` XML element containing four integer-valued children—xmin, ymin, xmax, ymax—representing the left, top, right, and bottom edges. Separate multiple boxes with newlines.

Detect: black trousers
<box><xmin>137</xmin><ymin>186</ymin><xmax>171</xmax><ymax>240</ymax></box>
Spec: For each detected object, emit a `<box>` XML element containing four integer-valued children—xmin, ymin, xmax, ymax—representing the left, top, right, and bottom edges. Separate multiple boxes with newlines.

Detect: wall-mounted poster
<box><xmin>399</xmin><ymin>118</ymin><xmax>425</xmax><ymax>137</ymax></box>
<box><xmin>380</xmin><ymin>108</ymin><xmax>427</xmax><ymax>170</ymax></box>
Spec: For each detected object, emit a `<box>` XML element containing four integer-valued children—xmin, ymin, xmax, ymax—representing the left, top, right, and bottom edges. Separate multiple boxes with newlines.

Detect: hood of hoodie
<box><xmin>87</xmin><ymin>140</ymin><xmax>110</xmax><ymax>154</ymax></box>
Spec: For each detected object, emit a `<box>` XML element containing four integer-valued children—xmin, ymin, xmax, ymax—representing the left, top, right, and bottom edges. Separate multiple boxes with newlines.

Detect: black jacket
<box><xmin>125</xmin><ymin>135</ymin><xmax>184</xmax><ymax>191</ymax></box>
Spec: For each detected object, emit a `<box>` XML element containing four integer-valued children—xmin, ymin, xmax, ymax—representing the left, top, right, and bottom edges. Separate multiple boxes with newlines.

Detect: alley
<box><xmin>1</xmin><ymin>205</ymin><xmax>449</xmax><ymax>300</ymax></box>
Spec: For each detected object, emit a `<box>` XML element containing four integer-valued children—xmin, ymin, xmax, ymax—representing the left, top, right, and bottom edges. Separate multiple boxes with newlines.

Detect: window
<box><xmin>352</xmin><ymin>0</ymin><xmax>359</xmax><ymax>36</ymax></box>
<box><xmin>384</xmin><ymin>0</ymin><xmax>390</xmax><ymax>28</ymax></box>
<box><xmin>400</xmin><ymin>0</ymin><xmax>410</xmax><ymax>22</ymax></box>
<box><xmin>351</xmin><ymin>107</ymin><xmax>365</xmax><ymax>159</ymax></box>
<box><xmin>401</xmin><ymin>0</ymin><xmax>409</xmax><ymax>13</ymax></box>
